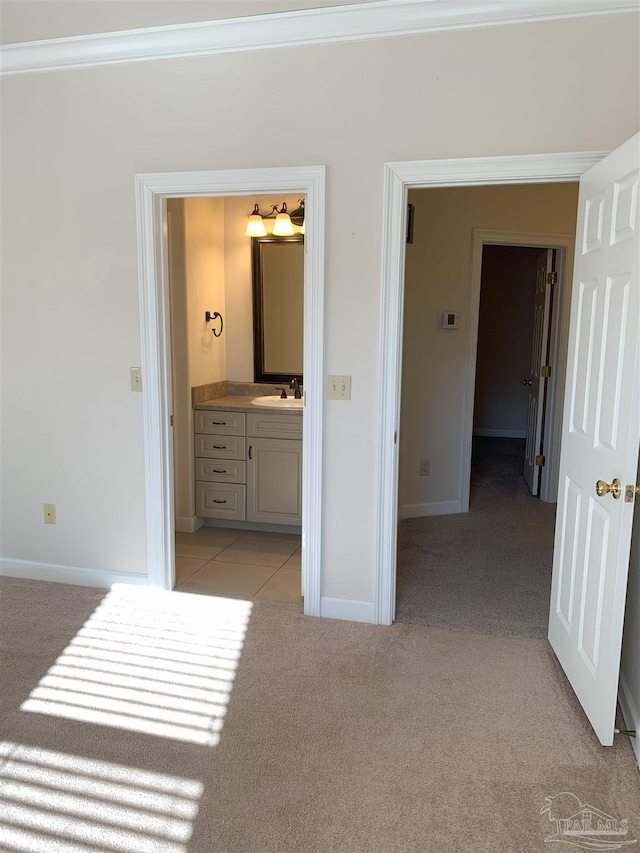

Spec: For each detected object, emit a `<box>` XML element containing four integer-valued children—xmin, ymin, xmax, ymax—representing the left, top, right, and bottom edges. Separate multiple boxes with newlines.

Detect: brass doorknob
<box><xmin>595</xmin><ymin>478</ymin><xmax>621</xmax><ymax>499</ymax></box>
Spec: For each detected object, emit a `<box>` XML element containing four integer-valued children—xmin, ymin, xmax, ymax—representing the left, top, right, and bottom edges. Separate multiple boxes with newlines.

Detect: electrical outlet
<box><xmin>44</xmin><ymin>503</ymin><xmax>56</xmax><ymax>524</ymax></box>
<box><xmin>419</xmin><ymin>459</ymin><xmax>430</xmax><ymax>477</ymax></box>
<box><xmin>327</xmin><ymin>375</ymin><xmax>352</xmax><ymax>400</ymax></box>
<box><xmin>130</xmin><ymin>367</ymin><xmax>142</xmax><ymax>392</ymax></box>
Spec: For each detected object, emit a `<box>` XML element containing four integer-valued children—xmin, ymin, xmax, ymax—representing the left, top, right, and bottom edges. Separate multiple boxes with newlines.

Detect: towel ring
<box><xmin>205</xmin><ymin>311</ymin><xmax>223</xmax><ymax>338</ymax></box>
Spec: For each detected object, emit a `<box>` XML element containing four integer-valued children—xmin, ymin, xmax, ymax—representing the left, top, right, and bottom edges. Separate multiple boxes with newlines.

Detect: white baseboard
<box><xmin>320</xmin><ymin>596</ymin><xmax>374</xmax><ymax>624</ymax></box>
<box><xmin>618</xmin><ymin>671</ymin><xmax>640</xmax><ymax>768</ymax></box>
<box><xmin>176</xmin><ymin>516</ymin><xmax>203</xmax><ymax>533</ymax></box>
<box><xmin>0</xmin><ymin>558</ymin><xmax>148</xmax><ymax>590</ymax></box>
<box><xmin>473</xmin><ymin>428</ymin><xmax>526</xmax><ymax>438</ymax></box>
<box><xmin>399</xmin><ymin>500</ymin><xmax>461</xmax><ymax>520</ymax></box>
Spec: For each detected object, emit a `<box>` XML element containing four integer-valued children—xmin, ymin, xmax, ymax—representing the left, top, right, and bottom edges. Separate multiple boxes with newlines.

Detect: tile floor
<box><xmin>174</xmin><ymin>526</ymin><xmax>302</xmax><ymax>604</ymax></box>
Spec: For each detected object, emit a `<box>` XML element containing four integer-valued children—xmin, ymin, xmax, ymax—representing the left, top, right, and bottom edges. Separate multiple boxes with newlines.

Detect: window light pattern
<box><xmin>20</xmin><ymin>584</ymin><xmax>253</xmax><ymax>745</ymax></box>
<box><xmin>0</xmin><ymin>742</ymin><xmax>203</xmax><ymax>853</ymax></box>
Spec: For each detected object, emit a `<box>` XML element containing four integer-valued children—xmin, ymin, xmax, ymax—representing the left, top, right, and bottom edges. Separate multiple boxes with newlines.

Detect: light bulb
<box><xmin>273</xmin><ymin>203</ymin><xmax>294</xmax><ymax>236</ymax></box>
<box><xmin>245</xmin><ymin>205</ymin><xmax>266</xmax><ymax>237</ymax></box>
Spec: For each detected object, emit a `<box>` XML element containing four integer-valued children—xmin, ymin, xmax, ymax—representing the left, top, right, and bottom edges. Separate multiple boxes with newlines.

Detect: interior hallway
<box><xmin>396</xmin><ymin>437</ymin><xmax>555</xmax><ymax>637</ymax></box>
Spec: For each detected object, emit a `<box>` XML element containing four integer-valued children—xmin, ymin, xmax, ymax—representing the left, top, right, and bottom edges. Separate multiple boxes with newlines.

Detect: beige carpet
<box><xmin>0</xmin><ymin>576</ymin><xmax>638</xmax><ymax>853</ymax></box>
<box><xmin>396</xmin><ymin>438</ymin><xmax>556</xmax><ymax>638</ymax></box>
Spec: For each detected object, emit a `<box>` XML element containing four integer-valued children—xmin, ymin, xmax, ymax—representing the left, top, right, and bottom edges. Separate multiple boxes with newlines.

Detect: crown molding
<box><xmin>1</xmin><ymin>0</ymin><xmax>638</xmax><ymax>76</ymax></box>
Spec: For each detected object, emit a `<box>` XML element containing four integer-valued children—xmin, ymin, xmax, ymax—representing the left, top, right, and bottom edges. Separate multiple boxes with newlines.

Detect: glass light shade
<box><xmin>273</xmin><ymin>212</ymin><xmax>294</xmax><ymax>236</ymax></box>
<box><xmin>245</xmin><ymin>214</ymin><xmax>267</xmax><ymax>237</ymax></box>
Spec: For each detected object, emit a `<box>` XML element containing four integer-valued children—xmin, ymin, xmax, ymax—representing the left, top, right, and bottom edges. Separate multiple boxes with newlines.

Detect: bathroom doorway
<box><xmin>166</xmin><ymin>193</ymin><xmax>305</xmax><ymax>604</ymax></box>
<box><xmin>135</xmin><ymin>165</ymin><xmax>325</xmax><ymax>617</ymax></box>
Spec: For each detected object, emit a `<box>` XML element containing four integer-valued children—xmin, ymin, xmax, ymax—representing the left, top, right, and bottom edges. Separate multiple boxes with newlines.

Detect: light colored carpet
<box><xmin>1</xmin><ymin>576</ymin><xmax>638</xmax><ymax>852</ymax></box>
<box><xmin>396</xmin><ymin>438</ymin><xmax>556</xmax><ymax>638</ymax></box>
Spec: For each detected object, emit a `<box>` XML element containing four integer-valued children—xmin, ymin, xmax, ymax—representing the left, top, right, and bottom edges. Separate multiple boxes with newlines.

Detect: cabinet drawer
<box><xmin>194</xmin><ymin>434</ymin><xmax>246</xmax><ymax>460</ymax></box>
<box><xmin>194</xmin><ymin>410</ymin><xmax>245</xmax><ymax>436</ymax></box>
<box><xmin>196</xmin><ymin>482</ymin><xmax>246</xmax><ymax>521</ymax></box>
<box><xmin>247</xmin><ymin>412</ymin><xmax>303</xmax><ymax>440</ymax></box>
<box><xmin>195</xmin><ymin>458</ymin><xmax>246</xmax><ymax>484</ymax></box>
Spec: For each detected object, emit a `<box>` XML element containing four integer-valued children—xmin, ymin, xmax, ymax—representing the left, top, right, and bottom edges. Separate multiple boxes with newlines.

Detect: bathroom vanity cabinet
<box><xmin>194</xmin><ymin>409</ymin><xmax>302</xmax><ymax>526</ymax></box>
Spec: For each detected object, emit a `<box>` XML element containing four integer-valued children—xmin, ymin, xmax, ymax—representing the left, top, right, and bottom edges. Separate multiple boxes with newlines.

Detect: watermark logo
<box><xmin>540</xmin><ymin>792</ymin><xmax>636</xmax><ymax>850</ymax></box>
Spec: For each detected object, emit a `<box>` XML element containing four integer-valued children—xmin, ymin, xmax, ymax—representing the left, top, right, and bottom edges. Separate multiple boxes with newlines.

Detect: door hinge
<box><xmin>547</xmin><ymin>271</ymin><xmax>558</xmax><ymax>285</ymax></box>
<box><xmin>170</xmin><ymin>415</ymin><xmax>174</xmax><ymax>427</ymax></box>
<box><xmin>535</xmin><ymin>454</ymin><xmax>546</xmax><ymax>467</ymax></box>
<box><xmin>394</xmin><ymin>431</ymin><xmax>398</xmax><ymax>445</ymax></box>
<box><xmin>541</xmin><ymin>365</ymin><xmax>551</xmax><ymax>378</ymax></box>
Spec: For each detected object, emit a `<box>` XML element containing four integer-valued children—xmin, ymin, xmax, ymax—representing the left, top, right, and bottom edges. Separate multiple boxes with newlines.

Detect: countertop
<box><xmin>194</xmin><ymin>395</ymin><xmax>303</xmax><ymax>414</ymax></box>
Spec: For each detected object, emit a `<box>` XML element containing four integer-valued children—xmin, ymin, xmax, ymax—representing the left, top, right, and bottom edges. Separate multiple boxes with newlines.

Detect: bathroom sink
<box><xmin>251</xmin><ymin>395</ymin><xmax>303</xmax><ymax>409</ymax></box>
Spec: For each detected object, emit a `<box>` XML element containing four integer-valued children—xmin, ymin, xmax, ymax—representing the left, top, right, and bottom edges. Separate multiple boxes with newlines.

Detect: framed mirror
<box><xmin>252</xmin><ymin>234</ymin><xmax>304</xmax><ymax>383</ymax></box>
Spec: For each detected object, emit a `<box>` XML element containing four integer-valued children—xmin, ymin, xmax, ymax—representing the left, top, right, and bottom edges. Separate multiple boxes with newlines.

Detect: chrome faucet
<box><xmin>289</xmin><ymin>378</ymin><xmax>302</xmax><ymax>399</ymax></box>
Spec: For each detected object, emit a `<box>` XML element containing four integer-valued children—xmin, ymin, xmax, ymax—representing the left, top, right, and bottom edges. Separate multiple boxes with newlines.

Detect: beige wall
<box><xmin>400</xmin><ymin>183</ymin><xmax>580</xmax><ymax>515</ymax></box>
<box><xmin>474</xmin><ymin>246</ymin><xmax>541</xmax><ymax>436</ymax></box>
<box><xmin>184</xmin><ymin>197</ymin><xmax>227</xmax><ymax>388</ymax></box>
<box><xmin>0</xmin><ymin>14</ymin><xmax>638</xmax><ymax>597</ymax></box>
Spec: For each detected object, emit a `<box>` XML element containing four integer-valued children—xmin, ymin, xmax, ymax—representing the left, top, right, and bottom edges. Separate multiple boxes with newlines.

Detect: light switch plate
<box><xmin>130</xmin><ymin>367</ymin><xmax>143</xmax><ymax>392</ymax></box>
<box><xmin>327</xmin><ymin>375</ymin><xmax>352</xmax><ymax>400</ymax></box>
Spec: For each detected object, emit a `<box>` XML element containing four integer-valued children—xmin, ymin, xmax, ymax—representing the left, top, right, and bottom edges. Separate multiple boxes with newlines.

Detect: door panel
<box><xmin>548</xmin><ymin>133</ymin><xmax>640</xmax><ymax>746</ymax></box>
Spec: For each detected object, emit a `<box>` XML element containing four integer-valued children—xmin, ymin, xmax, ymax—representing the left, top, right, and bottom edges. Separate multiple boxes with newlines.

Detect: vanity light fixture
<box><xmin>244</xmin><ymin>200</ymin><xmax>305</xmax><ymax>237</ymax></box>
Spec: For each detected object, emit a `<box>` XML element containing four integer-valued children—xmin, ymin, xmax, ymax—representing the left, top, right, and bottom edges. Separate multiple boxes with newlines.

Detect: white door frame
<box><xmin>374</xmin><ymin>151</ymin><xmax>606</xmax><ymax>626</ymax></box>
<box><xmin>135</xmin><ymin>165</ymin><xmax>325</xmax><ymax>616</ymax></box>
<box><xmin>467</xmin><ymin>230</ymin><xmax>576</xmax><ymax>507</ymax></box>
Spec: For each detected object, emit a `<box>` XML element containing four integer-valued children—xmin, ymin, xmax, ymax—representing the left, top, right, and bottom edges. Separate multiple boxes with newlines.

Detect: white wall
<box><xmin>0</xmin><ymin>13</ymin><xmax>638</xmax><ymax>594</ymax></box>
<box><xmin>400</xmin><ymin>183</ymin><xmax>579</xmax><ymax>515</ymax></box>
<box><xmin>474</xmin><ymin>246</ymin><xmax>541</xmax><ymax>437</ymax></box>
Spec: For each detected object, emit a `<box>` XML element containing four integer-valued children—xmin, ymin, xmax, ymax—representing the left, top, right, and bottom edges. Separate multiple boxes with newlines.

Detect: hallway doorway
<box><xmin>395</xmin><ymin>436</ymin><xmax>555</xmax><ymax>636</ymax></box>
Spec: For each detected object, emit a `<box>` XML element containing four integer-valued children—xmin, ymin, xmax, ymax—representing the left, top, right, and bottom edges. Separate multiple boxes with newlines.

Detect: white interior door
<box><xmin>524</xmin><ymin>249</ymin><xmax>554</xmax><ymax>495</ymax></box>
<box><xmin>548</xmin><ymin>133</ymin><xmax>640</xmax><ymax>746</ymax></box>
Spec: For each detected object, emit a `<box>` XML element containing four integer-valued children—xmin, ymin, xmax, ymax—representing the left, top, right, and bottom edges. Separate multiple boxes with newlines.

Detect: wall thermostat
<box><xmin>439</xmin><ymin>311</ymin><xmax>459</xmax><ymax>330</ymax></box>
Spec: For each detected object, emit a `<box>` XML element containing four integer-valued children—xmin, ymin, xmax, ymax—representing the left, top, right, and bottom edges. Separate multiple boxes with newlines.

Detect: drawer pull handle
<box><xmin>213</xmin><ymin>499</ymin><xmax>227</xmax><ymax>504</ymax></box>
<box><xmin>211</xmin><ymin>421</ymin><xmax>226</xmax><ymax>425</ymax></box>
<box><xmin>248</xmin><ymin>445</ymin><xmax>253</xmax><ymax>460</ymax></box>
<box><xmin>213</xmin><ymin>469</ymin><xmax>227</xmax><ymax>474</ymax></box>
<box><xmin>212</xmin><ymin>445</ymin><xmax>226</xmax><ymax>449</ymax></box>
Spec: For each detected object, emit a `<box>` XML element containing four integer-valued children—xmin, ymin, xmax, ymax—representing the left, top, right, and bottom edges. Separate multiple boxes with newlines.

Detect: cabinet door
<box><xmin>246</xmin><ymin>438</ymin><xmax>302</xmax><ymax>525</ymax></box>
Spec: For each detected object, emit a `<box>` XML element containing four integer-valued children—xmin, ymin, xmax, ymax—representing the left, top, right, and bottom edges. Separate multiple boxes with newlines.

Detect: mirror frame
<box><xmin>251</xmin><ymin>233</ymin><xmax>304</xmax><ymax>384</ymax></box>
